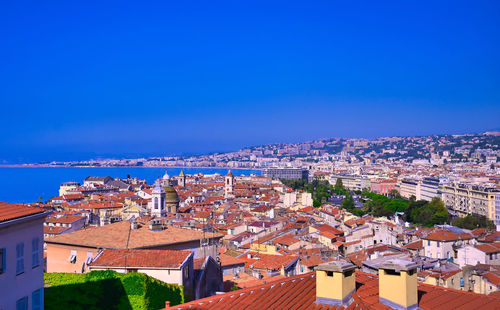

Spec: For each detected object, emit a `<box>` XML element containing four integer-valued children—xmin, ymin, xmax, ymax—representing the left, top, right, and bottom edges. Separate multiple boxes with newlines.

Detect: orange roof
<box><xmin>46</xmin><ymin>215</ymin><xmax>85</xmax><ymax>224</ymax></box>
<box><xmin>0</xmin><ymin>201</ymin><xmax>46</xmax><ymax>223</ymax></box>
<box><xmin>475</xmin><ymin>243</ymin><xmax>500</xmax><ymax>254</ymax></box>
<box><xmin>483</xmin><ymin>272</ymin><xmax>500</xmax><ymax>286</ymax></box>
<box><xmin>219</xmin><ymin>253</ymin><xmax>246</xmax><ymax>267</ymax></box>
<box><xmin>165</xmin><ymin>271</ymin><xmax>500</xmax><ymax>309</ymax></box>
<box><xmin>90</xmin><ymin>249</ymin><xmax>191</xmax><ymax>268</ymax></box>
<box><xmin>314</xmin><ymin>224</ymin><xmax>344</xmax><ymax>235</ymax></box>
<box><xmin>46</xmin><ymin>219</ymin><xmax>223</xmax><ymax>249</ymax></box>
<box><xmin>424</xmin><ymin>230</ymin><xmax>473</xmax><ymax>242</ymax></box>
<box><xmin>404</xmin><ymin>240</ymin><xmax>423</xmax><ymax>250</ymax></box>
<box><xmin>250</xmin><ymin>254</ymin><xmax>298</xmax><ymax>270</ymax></box>
<box><xmin>272</xmin><ymin>235</ymin><xmax>300</xmax><ymax>247</ymax></box>
<box><xmin>44</xmin><ymin>226</ymin><xmax>67</xmax><ymax>235</ymax></box>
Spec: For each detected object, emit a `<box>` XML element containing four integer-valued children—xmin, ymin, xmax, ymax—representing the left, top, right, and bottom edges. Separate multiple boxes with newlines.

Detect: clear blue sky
<box><xmin>1</xmin><ymin>1</ymin><xmax>499</xmax><ymax>163</ymax></box>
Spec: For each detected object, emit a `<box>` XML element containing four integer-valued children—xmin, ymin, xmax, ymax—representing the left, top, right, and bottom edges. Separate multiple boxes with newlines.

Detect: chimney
<box><xmin>130</xmin><ymin>218</ymin><xmax>138</xmax><ymax>230</ymax></box>
<box><xmin>315</xmin><ymin>260</ymin><xmax>356</xmax><ymax>306</ymax></box>
<box><xmin>378</xmin><ymin>259</ymin><xmax>418</xmax><ymax>310</ymax></box>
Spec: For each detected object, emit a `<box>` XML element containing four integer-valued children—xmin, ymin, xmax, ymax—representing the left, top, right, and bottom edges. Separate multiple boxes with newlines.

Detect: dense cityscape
<box><xmin>2</xmin><ymin>131</ymin><xmax>500</xmax><ymax>309</ymax></box>
<box><xmin>2</xmin><ymin>1</ymin><xmax>499</xmax><ymax>309</ymax></box>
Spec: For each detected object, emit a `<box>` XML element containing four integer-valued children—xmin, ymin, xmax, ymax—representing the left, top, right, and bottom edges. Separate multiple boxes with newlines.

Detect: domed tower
<box><xmin>164</xmin><ymin>185</ymin><xmax>179</xmax><ymax>214</ymax></box>
<box><xmin>161</xmin><ymin>170</ymin><xmax>171</xmax><ymax>187</ymax></box>
<box><xmin>151</xmin><ymin>180</ymin><xmax>166</xmax><ymax>217</ymax></box>
<box><xmin>224</xmin><ymin>170</ymin><xmax>234</xmax><ymax>198</ymax></box>
<box><xmin>178</xmin><ymin>170</ymin><xmax>186</xmax><ymax>187</ymax></box>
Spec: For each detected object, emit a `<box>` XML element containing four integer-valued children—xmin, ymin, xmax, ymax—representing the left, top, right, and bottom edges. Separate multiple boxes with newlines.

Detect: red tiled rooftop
<box><xmin>46</xmin><ymin>215</ymin><xmax>85</xmax><ymax>224</ymax></box>
<box><xmin>475</xmin><ymin>243</ymin><xmax>500</xmax><ymax>254</ymax></box>
<box><xmin>219</xmin><ymin>253</ymin><xmax>246</xmax><ymax>267</ymax></box>
<box><xmin>44</xmin><ymin>226</ymin><xmax>68</xmax><ymax>235</ymax></box>
<box><xmin>250</xmin><ymin>253</ymin><xmax>298</xmax><ymax>270</ymax></box>
<box><xmin>404</xmin><ymin>240</ymin><xmax>423</xmax><ymax>250</ymax></box>
<box><xmin>0</xmin><ymin>201</ymin><xmax>46</xmax><ymax>223</ymax></box>
<box><xmin>165</xmin><ymin>271</ymin><xmax>500</xmax><ymax>310</ymax></box>
<box><xmin>45</xmin><ymin>219</ymin><xmax>223</xmax><ymax>249</ymax></box>
<box><xmin>424</xmin><ymin>230</ymin><xmax>473</xmax><ymax>242</ymax></box>
<box><xmin>91</xmin><ymin>249</ymin><xmax>191</xmax><ymax>268</ymax></box>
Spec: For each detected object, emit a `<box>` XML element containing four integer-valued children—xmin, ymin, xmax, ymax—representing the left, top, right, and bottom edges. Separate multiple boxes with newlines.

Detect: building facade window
<box><xmin>32</xmin><ymin>238</ymin><xmax>40</xmax><ymax>268</ymax></box>
<box><xmin>16</xmin><ymin>296</ymin><xmax>28</xmax><ymax>310</ymax></box>
<box><xmin>32</xmin><ymin>289</ymin><xmax>42</xmax><ymax>310</ymax></box>
<box><xmin>0</xmin><ymin>248</ymin><xmax>5</xmax><ymax>274</ymax></box>
<box><xmin>16</xmin><ymin>242</ymin><xmax>24</xmax><ymax>275</ymax></box>
<box><xmin>69</xmin><ymin>250</ymin><xmax>77</xmax><ymax>264</ymax></box>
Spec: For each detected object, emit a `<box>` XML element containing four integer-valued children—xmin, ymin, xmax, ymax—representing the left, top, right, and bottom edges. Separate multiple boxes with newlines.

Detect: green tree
<box><xmin>341</xmin><ymin>194</ymin><xmax>355</xmax><ymax>210</ymax></box>
<box><xmin>452</xmin><ymin>215</ymin><xmax>495</xmax><ymax>230</ymax></box>
<box><xmin>335</xmin><ymin>178</ymin><xmax>343</xmax><ymax>190</ymax></box>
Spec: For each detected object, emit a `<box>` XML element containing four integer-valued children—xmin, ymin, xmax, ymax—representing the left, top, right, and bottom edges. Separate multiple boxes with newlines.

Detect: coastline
<box><xmin>0</xmin><ymin>165</ymin><xmax>262</xmax><ymax>171</ymax></box>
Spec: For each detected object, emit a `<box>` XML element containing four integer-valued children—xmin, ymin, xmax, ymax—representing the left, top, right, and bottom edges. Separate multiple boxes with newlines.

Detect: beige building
<box><xmin>282</xmin><ymin>191</ymin><xmax>313</xmax><ymax>208</ymax></box>
<box><xmin>58</xmin><ymin>181</ymin><xmax>81</xmax><ymax>196</ymax></box>
<box><xmin>89</xmin><ymin>249</ymin><xmax>194</xmax><ymax>297</ymax></box>
<box><xmin>45</xmin><ymin>218</ymin><xmax>224</xmax><ymax>273</ymax></box>
<box><xmin>399</xmin><ymin>179</ymin><xmax>420</xmax><ymax>199</ymax></box>
<box><xmin>442</xmin><ymin>184</ymin><xmax>496</xmax><ymax>220</ymax></box>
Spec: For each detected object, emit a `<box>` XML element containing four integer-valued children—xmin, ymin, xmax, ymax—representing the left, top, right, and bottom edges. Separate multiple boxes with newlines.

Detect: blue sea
<box><xmin>0</xmin><ymin>167</ymin><xmax>261</xmax><ymax>204</ymax></box>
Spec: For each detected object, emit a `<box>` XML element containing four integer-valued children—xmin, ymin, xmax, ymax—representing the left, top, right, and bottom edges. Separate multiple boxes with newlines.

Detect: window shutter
<box><xmin>32</xmin><ymin>238</ymin><xmax>40</xmax><ymax>268</ymax></box>
<box><xmin>32</xmin><ymin>289</ymin><xmax>41</xmax><ymax>310</ymax></box>
<box><xmin>16</xmin><ymin>297</ymin><xmax>27</xmax><ymax>310</ymax></box>
<box><xmin>17</xmin><ymin>243</ymin><xmax>25</xmax><ymax>274</ymax></box>
<box><xmin>1</xmin><ymin>248</ymin><xmax>6</xmax><ymax>273</ymax></box>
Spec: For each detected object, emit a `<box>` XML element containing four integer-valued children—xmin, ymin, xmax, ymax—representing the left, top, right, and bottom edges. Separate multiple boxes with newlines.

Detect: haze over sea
<box><xmin>0</xmin><ymin>167</ymin><xmax>261</xmax><ymax>204</ymax></box>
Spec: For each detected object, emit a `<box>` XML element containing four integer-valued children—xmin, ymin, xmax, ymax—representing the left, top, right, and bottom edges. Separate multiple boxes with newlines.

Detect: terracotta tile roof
<box><xmin>314</xmin><ymin>224</ymin><xmax>344</xmax><ymax>236</ymax></box>
<box><xmin>219</xmin><ymin>253</ymin><xmax>246</xmax><ymax>267</ymax></box>
<box><xmin>44</xmin><ymin>226</ymin><xmax>68</xmax><ymax>235</ymax></box>
<box><xmin>320</xmin><ymin>231</ymin><xmax>339</xmax><ymax>239</ymax></box>
<box><xmin>475</xmin><ymin>243</ymin><xmax>500</xmax><ymax>254</ymax></box>
<box><xmin>166</xmin><ymin>271</ymin><xmax>500</xmax><ymax>310</ymax></box>
<box><xmin>404</xmin><ymin>240</ymin><xmax>423</xmax><ymax>250</ymax></box>
<box><xmin>91</xmin><ymin>249</ymin><xmax>191</xmax><ymax>268</ymax></box>
<box><xmin>0</xmin><ymin>201</ymin><xmax>46</xmax><ymax>223</ymax></box>
<box><xmin>45</xmin><ymin>219</ymin><xmax>223</xmax><ymax>249</ymax></box>
<box><xmin>250</xmin><ymin>253</ymin><xmax>298</xmax><ymax>270</ymax></box>
<box><xmin>63</xmin><ymin>194</ymin><xmax>85</xmax><ymax>200</ymax></box>
<box><xmin>272</xmin><ymin>235</ymin><xmax>300</xmax><ymax>247</ymax></box>
<box><xmin>45</xmin><ymin>215</ymin><xmax>85</xmax><ymax>224</ymax></box>
<box><xmin>424</xmin><ymin>230</ymin><xmax>473</xmax><ymax>242</ymax></box>
<box><xmin>483</xmin><ymin>272</ymin><xmax>500</xmax><ymax>286</ymax></box>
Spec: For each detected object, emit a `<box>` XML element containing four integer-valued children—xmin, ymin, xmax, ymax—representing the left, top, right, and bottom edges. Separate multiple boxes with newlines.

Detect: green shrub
<box><xmin>45</xmin><ymin>271</ymin><xmax>184</xmax><ymax>310</ymax></box>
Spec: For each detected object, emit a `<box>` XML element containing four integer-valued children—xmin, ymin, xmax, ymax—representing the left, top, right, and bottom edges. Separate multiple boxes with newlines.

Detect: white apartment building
<box><xmin>456</xmin><ymin>243</ymin><xmax>500</xmax><ymax>268</ymax></box>
<box><xmin>399</xmin><ymin>179</ymin><xmax>420</xmax><ymax>199</ymax></box>
<box><xmin>422</xmin><ymin>230</ymin><xmax>475</xmax><ymax>260</ymax></box>
<box><xmin>420</xmin><ymin>177</ymin><xmax>441</xmax><ymax>202</ymax></box>
<box><xmin>328</xmin><ymin>174</ymin><xmax>371</xmax><ymax>192</ymax></box>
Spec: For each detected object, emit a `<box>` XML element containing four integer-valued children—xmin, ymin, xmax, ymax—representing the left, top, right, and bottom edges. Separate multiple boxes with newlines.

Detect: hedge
<box><xmin>45</xmin><ymin>270</ymin><xmax>184</xmax><ymax>310</ymax></box>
